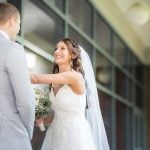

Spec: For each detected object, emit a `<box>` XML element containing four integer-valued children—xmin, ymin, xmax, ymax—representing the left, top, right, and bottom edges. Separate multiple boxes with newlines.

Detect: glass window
<box><xmin>42</xmin><ymin>0</ymin><xmax>65</xmax><ymax>12</ymax></box>
<box><xmin>98</xmin><ymin>91</ymin><xmax>112</xmax><ymax>149</ymax></box>
<box><xmin>115</xmin><ymin>68</ymin><xmax>128</xmax><ymax>99</ymax></box>
<box><xmin>130</xmin><ymin>52</ymin><xmax>135</xmax><ymax>74</ymax></box>
<box><xmin>126</xmin><ymin>108</ymin><xmax>133</xmax><ymax>150</ymax></box>
<box><xmin>68</xmin><ymin>0</ymin><xmax>93</xmax><ymax>37</ymax></box>
<box><xmin>116</xmin><ymin>101</ymin><xmax>128</xmax><ymax>150</ymax></box>
<box><xmin>7</xmin><ymin>0</ymin><xmax>21</xmax><ymax>10</ymax></box>
<box><xmin>135</xmin><ymin>85</ymin><xmax>143</xmax><ymax>109</ymax></box>
<box><xmin>125</xmin><ymin>48</ymin><xmax>130</xmax><ymax>71</ymax></box>
<box><xmin>68</xmin><ymin>26</ymin><xmax>93</xmax><ymax>61</ymax></box>
<box><xmin>134</xmin><ymin>57</ymin><xmax>144</xmax><ymax>84</ymax></box>
<box><xmin>140</xmin><ymin>118</ymin><xmax>144</xmax><ymax>149</ymax></box>
<box><xmin>25</xmin><ymin>50</ymin><xmax>52</xmax><ymax>73</ymax></box>
<box><xmin>95</xmin><ymin>14</ymin><xmax>112</xmax><ymax>54</ymax></box>
<box><xmin>134</xmin><ymin>115</ymin><xmax>138</xmax><ymax>148</ymax></box>
<box><xmin>96</xmin><ymin>51</ymin><xmax>112</xmax><ymax>89</ymax></box>
<box><xmin>127</xmin><ymin>79</ymin><xmax>133</xmax><ymax>101</ymax></box>
<box><xmin>134</xmin><ymin>116</ymin><xmax>143</xmax><ymax>150</ymax></box>
<box><xmin>24</xmin><ymin>0</ymin><xmax>64</xmax><ymax>55</ymax></box>
<box><xmin>25</xmin><ymin>48</ymin><xmax>52</xmax><ymax>89</ymax></box>
<box><xmin>113</xmin><ymin>35</ymin><xmax>127</xmax><ymax>67</ymax></box>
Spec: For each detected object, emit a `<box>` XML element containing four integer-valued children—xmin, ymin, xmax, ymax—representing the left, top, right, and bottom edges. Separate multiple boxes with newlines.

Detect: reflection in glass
<box><xmin>24</xmin><ymin>0</ymin><xmax>64</xmax><ymax>54</ymax></box>
<box><xmin>25</xmin><ymin>49</ymin><xmax>52</xmax><ymax>73</ymax></box>
<box><xmin>68</xmin><ymin>26</ymin><xmax>93</xmax><ymax>61</ymax></box>
<box><xmin>26</xmin><ymin>52</ymin><xmax>36</xmax><ymax>71</ymax></box>
<box><xmin>68</xmin><ymin>0</ymin><xmax>93</xmax><ymax>37</ymax></box>
<box><xmin>25</xmin><ymin>48</ymin><xmax>52</xmax><ymax>89</ymax></box>
<box><xmin>95</xmin><ymin>14</ymin><xmax>112</xmax><ymax>54</ymax></box>
<box><xmin>96</xmin><ymin>51</ymin><xmax>112</xmax><ymax>89</ymax></box>
<box><xmin>98</xmin><ymin>91</ymin><xmax>112</xmax><ymax>149</ymax></box>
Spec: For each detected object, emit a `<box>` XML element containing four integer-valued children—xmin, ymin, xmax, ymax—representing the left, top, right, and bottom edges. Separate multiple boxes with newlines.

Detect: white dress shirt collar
<box><xmin>0</xmin><ymin>30</ymin><xmax>9</xmax><ymax>40</ymax></box>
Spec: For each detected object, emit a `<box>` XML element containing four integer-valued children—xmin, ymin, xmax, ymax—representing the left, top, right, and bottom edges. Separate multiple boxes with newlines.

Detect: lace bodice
<box><xmin>50</xmin><ymin>84</ymin><xmax>86</xmax><ymax>116</ymax></box>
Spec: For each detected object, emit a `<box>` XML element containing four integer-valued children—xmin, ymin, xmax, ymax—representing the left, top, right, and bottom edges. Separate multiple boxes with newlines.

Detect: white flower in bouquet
<box><xmin>34</xmin><ymin>88</ymin><xmax>51</xmax><ymax>131</ymax></box>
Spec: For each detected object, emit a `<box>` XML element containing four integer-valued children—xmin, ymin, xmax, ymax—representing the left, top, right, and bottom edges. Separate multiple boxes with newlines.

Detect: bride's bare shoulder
<box><xmin>71</xmin><ymin>70</ymin><xmax>84</xmax><ymax>80</ymax></box>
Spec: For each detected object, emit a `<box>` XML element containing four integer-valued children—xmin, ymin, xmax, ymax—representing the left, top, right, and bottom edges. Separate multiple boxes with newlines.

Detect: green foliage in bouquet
<box><xmin>34</xmin><ymin>88</ymin><xmax>51</xmax><ymax>118</ymax></box>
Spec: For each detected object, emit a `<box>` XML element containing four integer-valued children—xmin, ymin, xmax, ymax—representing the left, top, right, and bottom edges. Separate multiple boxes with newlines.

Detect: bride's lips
<box><xmin>55</xmin><ymin>55</ymin><xmax>63</xmax><ymax>59</ymax></box>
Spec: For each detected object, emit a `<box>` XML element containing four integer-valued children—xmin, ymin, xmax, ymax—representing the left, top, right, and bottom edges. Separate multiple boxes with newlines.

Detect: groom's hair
<box><xmin>0</xmin><ymin>2</ymin><xmax>19</xmax><ymax>24</ymax></box>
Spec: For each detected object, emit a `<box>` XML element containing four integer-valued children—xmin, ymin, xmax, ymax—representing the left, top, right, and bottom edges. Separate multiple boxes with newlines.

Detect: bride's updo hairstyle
<box><xmin>53</xmin><ymin>38</ymin><xmax>84</xmax><ymax>76</ymax></box>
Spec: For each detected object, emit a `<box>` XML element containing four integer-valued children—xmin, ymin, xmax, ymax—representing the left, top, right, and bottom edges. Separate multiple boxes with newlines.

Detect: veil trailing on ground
<box><xmin>80</xmin><ymin>46</ymin><xmax>110</xmax><ymax>150</ymax></box>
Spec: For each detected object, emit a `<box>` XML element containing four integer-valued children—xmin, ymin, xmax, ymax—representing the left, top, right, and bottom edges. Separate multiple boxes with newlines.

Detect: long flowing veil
<box><xmin>80</xmin><ymin>46</ymin><xmax>110</xmax><ymax>150</ymax></box>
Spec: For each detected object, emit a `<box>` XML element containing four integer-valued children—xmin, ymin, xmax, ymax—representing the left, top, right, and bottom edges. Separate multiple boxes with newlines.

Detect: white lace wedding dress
<box><xmin>41</xmin><ymin>84</ymin><xmax>96</xmax><ymax>150</ymax></box>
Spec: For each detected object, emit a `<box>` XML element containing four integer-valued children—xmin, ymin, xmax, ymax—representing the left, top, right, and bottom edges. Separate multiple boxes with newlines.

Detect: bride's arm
<box><xmin>30</xmin><ymin>71</ymin><xmax>82</xmax><ymax>85</ymax></box>
<box><xmin>30</xmin><ymin>71</ymin><xmax>85</xmax><ymax>94</ymax></box>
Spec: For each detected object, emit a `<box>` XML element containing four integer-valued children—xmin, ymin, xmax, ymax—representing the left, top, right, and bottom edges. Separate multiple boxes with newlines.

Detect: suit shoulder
<box><xmin>6</xmin><ymin>41</ymin><xmax>25</xmax><ymax>58</ymax></box>
<box><xmin>6</xmin><ymin>41</ymin><xmax>25</xmax><ymax>61</ymax></box>
<box><xmin>0</xmin><ymin>39</ymin><xmax>24</xmax><ymax>59</ymax></box>
<box><xmin>9</xmin><ymin>41</ymin><xmax>24</xmax><ymax>51</ymax></box>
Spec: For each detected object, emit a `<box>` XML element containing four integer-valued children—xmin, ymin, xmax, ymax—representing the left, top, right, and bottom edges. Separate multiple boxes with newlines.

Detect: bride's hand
<box><xmin>35</xmin><ymin>116</ymin><xmax>54</xmax><ymax>126</ymax></box>
<box><xmin>43</xmin><ymin>116</ymin><xmax>54</xmax><ymax>125</ymax></box>
<box><xmin>35</xmin><ymin>118</ymin><xmax>44</xmax><ymax>126</ymax></box>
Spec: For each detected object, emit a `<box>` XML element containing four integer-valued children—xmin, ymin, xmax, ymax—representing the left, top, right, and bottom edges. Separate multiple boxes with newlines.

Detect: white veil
<box><xmin>80</xmin><ymin>46</ymin><xmax>110</xmax><ymax>150</ymax></box>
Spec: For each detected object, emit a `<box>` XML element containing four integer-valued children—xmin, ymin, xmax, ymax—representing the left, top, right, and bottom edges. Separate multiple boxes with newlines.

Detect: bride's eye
<box><xmin>61</xmin><ymin>47</ymin><xmax>65</xmax><ymax>50</ymax></box>
<box><xmin>54</xmin><ymin>47</ymin><xmax>57</xmax><ymax>51</ymax></box>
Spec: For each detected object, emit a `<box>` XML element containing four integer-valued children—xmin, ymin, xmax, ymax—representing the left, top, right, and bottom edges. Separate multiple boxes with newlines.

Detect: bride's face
<box><xmin>54</xmin><ymin>41</ymin><xmax>72</xmax><ymax>66</ymax></box>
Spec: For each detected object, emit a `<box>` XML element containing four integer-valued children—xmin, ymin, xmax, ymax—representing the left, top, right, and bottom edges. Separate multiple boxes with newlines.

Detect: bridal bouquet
<box><xmin>34</xmin><ymin>88</ymin><xmax>51</xmax><ymax>131</ymax></box>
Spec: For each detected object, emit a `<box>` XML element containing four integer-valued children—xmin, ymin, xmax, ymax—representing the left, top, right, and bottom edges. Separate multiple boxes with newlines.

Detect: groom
<box><xmin>0</xmin><ymin>2</ymin><xmax>35</xmax><ymax>150</ymax></box>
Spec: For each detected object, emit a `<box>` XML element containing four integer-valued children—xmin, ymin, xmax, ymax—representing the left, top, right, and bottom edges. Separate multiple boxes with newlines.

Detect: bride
<box><xmin>30</xmin><ymin>38</ymin><xmax>109</xmax><ymax>150</ymax></box>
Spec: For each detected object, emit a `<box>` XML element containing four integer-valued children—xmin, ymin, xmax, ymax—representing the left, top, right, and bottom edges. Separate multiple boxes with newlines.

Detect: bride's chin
<box><xmin>55</xmin><ymin>61</ymin><xmax>62</xmax><ymax>65</ymax></box>
<box><xmin>55</xmin><ymin>59</ymin><xmax>60</xmax><ymax>63</ymax></box>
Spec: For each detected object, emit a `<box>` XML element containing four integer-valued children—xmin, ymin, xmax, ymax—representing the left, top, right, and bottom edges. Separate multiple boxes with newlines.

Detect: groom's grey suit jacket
<box><xmin>0</xmin><ymin>33</ymin><xmax>35</xmax><ymax>150</ymax></box>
